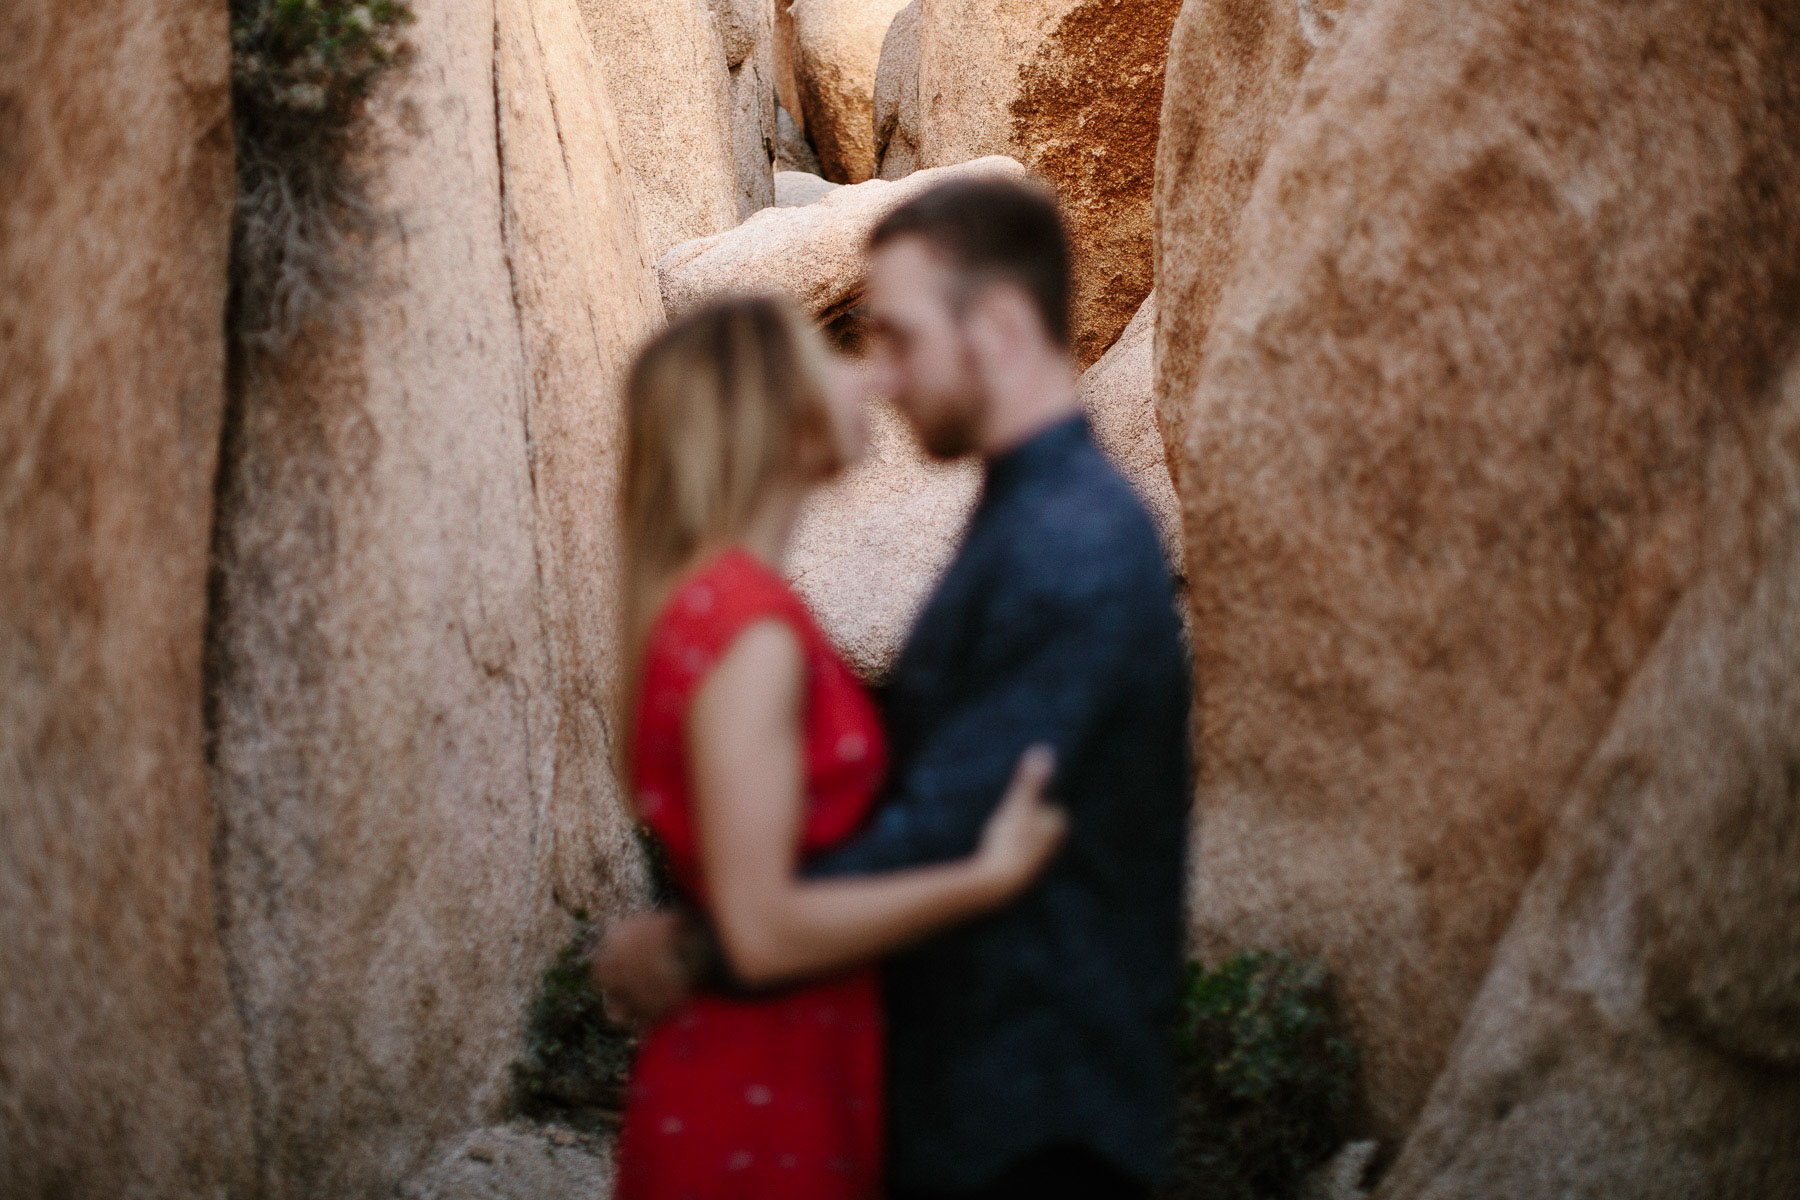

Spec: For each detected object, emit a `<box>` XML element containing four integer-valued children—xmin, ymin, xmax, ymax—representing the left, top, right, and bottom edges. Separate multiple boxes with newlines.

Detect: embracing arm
<box><xmin>688</xmin><ymin>620</ymin><xmax>1063</xmax><ymax>989</ymax></box>
<box><xmin>808</xmin><ymin>572</ymin><xmax>1147</xmax><ymax>879</ymax></box>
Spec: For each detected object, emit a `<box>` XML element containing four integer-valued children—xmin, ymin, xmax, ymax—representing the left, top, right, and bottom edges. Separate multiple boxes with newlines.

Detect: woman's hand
<box><xmin>591</xmin><ymin>910</ymin><xmax>695</xmax><ymax>1027</ymax></box>
<box><xmin>974</xmin><ymin>745</ymin><xmax>1068</xmax><ymax>898</ymax></box>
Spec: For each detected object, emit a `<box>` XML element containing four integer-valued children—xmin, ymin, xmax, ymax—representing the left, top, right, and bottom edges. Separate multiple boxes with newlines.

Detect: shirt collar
<box><xmin>983</xmin><ymin>413</ymin><xmax>1090</xmax><ymax>497</ymax></box>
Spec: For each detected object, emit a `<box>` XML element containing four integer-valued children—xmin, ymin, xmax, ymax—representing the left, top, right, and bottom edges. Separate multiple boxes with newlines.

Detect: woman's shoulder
<box><xmin>648</xmin><ymin>548</ymin><xmax>811</xmax><ymax>666</ymax></box>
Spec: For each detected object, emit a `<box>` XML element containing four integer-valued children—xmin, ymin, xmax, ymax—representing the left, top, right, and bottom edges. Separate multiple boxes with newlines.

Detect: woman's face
<box><xmin>817</xmin><ymin>353</ymin><xmax>872</xmax><ymax>474</ymax></box>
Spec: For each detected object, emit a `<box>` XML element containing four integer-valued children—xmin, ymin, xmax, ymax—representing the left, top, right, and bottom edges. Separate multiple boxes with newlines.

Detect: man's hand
<box><xmin>591</xmin><ymin>909</ymin><xmax>695</xmax><ymax>1026</ymax></box>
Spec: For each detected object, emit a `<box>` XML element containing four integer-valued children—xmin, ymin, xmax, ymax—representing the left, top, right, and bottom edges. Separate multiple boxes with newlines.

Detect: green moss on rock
<box><xmin>510</xmin><ymin>917</ymin><xmax>638</xmax><ymax>1133</ymax></box>
<box><xmin>1166</xmin><ymin>951</ymin><xmax>1361</xmax><ymax>1200</ymax></box>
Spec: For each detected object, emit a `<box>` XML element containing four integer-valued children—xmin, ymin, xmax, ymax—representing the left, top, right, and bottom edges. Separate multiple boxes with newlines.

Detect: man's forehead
<box><xmin>870</xmin><ymin>233</ymin><xmax>954</xmax><ymax>275</ymax></box>
<box><xmin>867</xmin><ymin>238</ymin><xmax>955</xmax><ymax>309</ymax></box>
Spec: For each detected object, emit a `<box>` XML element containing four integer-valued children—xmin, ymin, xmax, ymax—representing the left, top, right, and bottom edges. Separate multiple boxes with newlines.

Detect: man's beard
<box><xmin>915</xmin><ymin>388</ymin><xmax>984</xmax><ymax>460</ymax></box>
<box><xmin>913</xmin><ymin>340</ymin><xmax>987</xmax><ymax>460</ymax></box>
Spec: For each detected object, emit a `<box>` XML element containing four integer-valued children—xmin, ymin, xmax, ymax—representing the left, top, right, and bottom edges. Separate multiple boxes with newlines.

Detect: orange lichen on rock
<box><xmin>917</xmin><ymin>0</ymin><xmax>1183</xmax><ymax>366</ymax></box>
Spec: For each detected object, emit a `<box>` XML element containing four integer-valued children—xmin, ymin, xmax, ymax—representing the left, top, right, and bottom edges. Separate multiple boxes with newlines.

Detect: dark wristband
<box><xmin>674</xmin><ymin>909</ymin><xmax>736</xmax><ymax>992</ymax></box>
<box><xmin>675</xmin><ymin>908</ymin><xmax>790</xmax><ymax>999</ymax></box>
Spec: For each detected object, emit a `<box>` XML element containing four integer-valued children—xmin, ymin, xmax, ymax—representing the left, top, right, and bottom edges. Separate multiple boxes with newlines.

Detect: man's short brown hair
<box><xmin>868</xmin><ymin>175</ymin><xmax>1073</xmax><ymax>349</ymax></box>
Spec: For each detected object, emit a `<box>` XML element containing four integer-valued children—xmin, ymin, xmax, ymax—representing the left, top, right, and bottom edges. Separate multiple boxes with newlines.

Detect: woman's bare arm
<box><xmin>687</xmin><ymin>619</ymin><xmax>1063</xmax><ymax>989</ymax></box>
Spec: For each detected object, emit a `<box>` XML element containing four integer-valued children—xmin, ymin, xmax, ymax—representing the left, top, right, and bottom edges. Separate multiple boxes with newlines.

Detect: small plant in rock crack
<box><xmin>1163</xmin><ymin>951</ymin><xmax>1361</xmax><ymax>1200</ymax></box>
<box><xmin>510</xmin><ymin>915</ymin><xmax>639</xmax><ymax>1132</ymax></box>
<box><xmin>230</xmin><ymin>0</ymin><xmax>415</xmax><ymax>347</ymax></box>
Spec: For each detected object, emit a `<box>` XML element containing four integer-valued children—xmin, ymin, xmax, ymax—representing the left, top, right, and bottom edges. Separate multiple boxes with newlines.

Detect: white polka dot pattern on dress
<box><xmin>622</xmin><ymin>552</ymin><xmax>887</xmax><ymax>1196</ymax></box>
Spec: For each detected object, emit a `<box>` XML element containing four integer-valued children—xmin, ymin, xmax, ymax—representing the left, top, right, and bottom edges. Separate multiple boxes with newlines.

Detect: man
<box><xmin>598</xmin><ymin>176</ymin><xmax>1190</xmax><ymax>1200</ymax></box>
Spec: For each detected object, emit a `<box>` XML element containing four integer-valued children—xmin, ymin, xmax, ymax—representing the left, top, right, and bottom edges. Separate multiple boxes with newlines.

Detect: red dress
<box><xmin>616</xmin><ymin>548</ymin><xmax>888</xmax><ymax>1200</ymax></box>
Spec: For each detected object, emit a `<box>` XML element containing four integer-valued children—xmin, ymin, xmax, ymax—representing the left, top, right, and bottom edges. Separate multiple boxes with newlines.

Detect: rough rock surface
<box><xmin>775</xmin><ymin>169</ymin><xmax>843</xmax><ymax>207</ymax></box>
<box><xmin>1377</xmin><ymin>356</ymin><xmax>1800</xmax><ymax>1199</ymax></box>
<box><xmin>872</xmin><ymin>0</ymin><xmax>921</xmax><ymax>179</ymax></box>
<box><xmin>401</xmin><ymin>1125</ymin><xmax>615</xmax><ymax>1200</ymax></box>
<box><xmin>1076</xmin><ymin>292</ymin><xmax>1180</xmax><ymax>568</ymax></box>
<box><xmin>774</xmin><ymin>0</ymin><xmax>806</xmax><ymax>136</ymax></box>
<box><xmin>1152</xmin><ymin>0</ymin><xmax>1353</xmax><ymax>494</ymax></box>
<box><xmin>707</xmin><ymin>0</ymin><xmax>779</xmax><ymax>215</ymax></box>
<box><xmin>658</xmin><ymin>157</ymin><xmax>1020</xmax><ymax>676</ymax></box>
<box><xmin>1301</xmin><ymin>1140</ymin><xmax>1379</xmax><ymax>1200</ymax></box>
<box><xmin>581</xmin><ymin>0</ymin><xmax>742</xmax><ymax>256</ymax></box>
<box><xmin>658</xmin><ymin>154</ymin><xmax>1025</xmax><ymax>325</ymax></box>
<box><xmin>0</xmin><ymin>4</ymin><xmax>255</xmax><ymax>1196</ymax></box>
<box><xmin>208</xmin><ymin>2</ymin><xmax>655</xmax><ymax>1195</ymax></box>
<box><xmin>776</xmin><ymin>102</ymin><xmax>824</xmax><ymax>174</ymax></box>
<box><xmin>789</xmin><ymin>401</ymin><xmax>980</xmax><ymax>679</ymax></box>
<box><xmin>1168</xmin><ymin>0</ymin><xmax>1800</xmax><ymax>1139</ymax></box>
<box><xmin>788</xmin><ymin>0</ymin><xmax>913</xmax><ymax>183</ymax></box>
<box><xmin>496</xmin><ymin>0</ymin><xmax>670</xmax><ymax>918</ymax></box>
<box><xmin>917</xmin><ymin>0</ymin><xmax>1184</xmax><ymax>364</ymax></box>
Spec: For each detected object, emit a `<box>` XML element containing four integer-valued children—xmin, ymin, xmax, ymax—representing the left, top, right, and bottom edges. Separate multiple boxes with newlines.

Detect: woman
<box><xmin>613</xmin><ymin>295</ymin><xmax>1066</xmax><ymax>1200</ymax></box>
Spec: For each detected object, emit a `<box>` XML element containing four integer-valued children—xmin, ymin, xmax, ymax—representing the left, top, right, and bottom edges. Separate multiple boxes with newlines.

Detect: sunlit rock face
<box><xmin>786</xmin><ymin>0</ymin><xmax>913</xmax><ymax>184</ymax></box>
<box><xmin>706</xmin><ymin>0</ymin><xmax>781</xmax><ymax>216</ymax></box>
<box><xmin>0</xmin><ymin>3</ymin><xmax>255</xmax><ymax>1196</ymax></box>
<box><xmin>872</xmin><ymin>0</ymin><xmax>922</xmax><ymax>180</ymax></box>
<box><xmin>1076</xmin><ymin>292</ymin><xmax>1180</xmax><ymax>571</ymax></box>
<box><xmin>1161</xmin><ymin>0</ymin><xmax>1800</xmax><ymax>1144</ymax></box>
<box><xmin>788</xmin><ymin>400</ymin><xmax>981</xmax><ymax>682</ymax></box>
<box><xmin>916</xmin><ymin>0</ymin><xmax>1185</xmax><ymax>366</ymax></box>
<box><xmin>208</xmin><ymin>2</ymin><xmax>658</xmax><ymax>1194</ymax></box>
<box><xmin>579</xmin><ymin>0</ymin><xmax>743</xmax><ymax>257</ymax></box>
<box><xmin>1152</xmin><ymin>0</ymin><xmax>1355</xmax><ymax>502</ymax></box>
<box><xmin>657</xmin><ymin>154</ymin><xmax>1024</xmax><ymax>326</ymax></box>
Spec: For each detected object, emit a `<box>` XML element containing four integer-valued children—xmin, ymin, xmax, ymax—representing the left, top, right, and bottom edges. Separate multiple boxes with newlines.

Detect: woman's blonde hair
<box><xmin>620</xmin><ymin>293</ymin><xmax>842</xmax><ymax>668</ymax></box>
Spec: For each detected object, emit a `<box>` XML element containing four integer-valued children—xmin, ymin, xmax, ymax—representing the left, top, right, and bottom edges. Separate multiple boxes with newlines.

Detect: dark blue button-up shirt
<box><xmin>809</xmin><ymin>414</ymin><xmax>1191</xmax><ymax>1193</ymax></box>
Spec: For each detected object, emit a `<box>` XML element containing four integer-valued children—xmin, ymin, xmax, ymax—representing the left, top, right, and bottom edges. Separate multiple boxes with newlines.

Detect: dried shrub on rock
<box><xmin>1166</xmin><ymin>952</ymin><xmax>1360</xmax><ymax>1200</ymax></box>
<box><xmin>230</xmin><ymin>0</ymin><xmax>414</xmax><ymax>346</ymax></box>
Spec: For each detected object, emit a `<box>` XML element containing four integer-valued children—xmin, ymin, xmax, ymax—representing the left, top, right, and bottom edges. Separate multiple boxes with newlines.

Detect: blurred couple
<box><xmin>598</xmin><ymin>176</ymin><xmax>1190</xmax><ymax>1200</ymax></box>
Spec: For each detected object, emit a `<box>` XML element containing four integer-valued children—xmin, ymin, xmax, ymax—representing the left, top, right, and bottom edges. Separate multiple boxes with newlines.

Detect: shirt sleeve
<box><xmin>805</xmin><ymin>566</ymin><xmax>1145</xmax><ymax>878</ymax></box>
